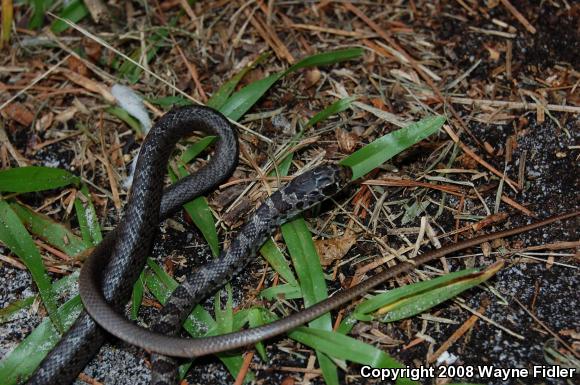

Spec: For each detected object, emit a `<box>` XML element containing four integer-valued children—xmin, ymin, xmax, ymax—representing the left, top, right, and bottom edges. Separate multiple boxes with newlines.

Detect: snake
<box><xmin>25</xmin><ymin>105</ymin><xmax>579</xmax><ymax>385</ymax></box>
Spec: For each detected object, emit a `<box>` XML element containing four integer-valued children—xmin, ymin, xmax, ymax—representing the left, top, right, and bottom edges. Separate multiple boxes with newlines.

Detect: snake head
<box><xmin>310</xmin><ymin>163</ymin><xmax>352</xmax><ymax>197</ymax></box>
<box><xmin>275</xmin><ymin>164</ymin><xmax>351</xmax><ymax>212</ymax></box>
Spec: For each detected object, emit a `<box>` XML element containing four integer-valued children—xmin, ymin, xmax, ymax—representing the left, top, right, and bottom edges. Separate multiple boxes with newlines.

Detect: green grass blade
<box><xmin>28</xmin><ymin>0</ymin><xmax>52</xmax><ymax>29</ymax></box>
<box><xmin>0</xmin><ymin>166</ymin><xmax>79</xmax><ymax>193</ymax></box>
<box><xmin>260</xmin><ymin>282</ymin><xmax>302</xmax><ymax>301</ymax></box>
<box><xmin>281</xmin><ymin>219</ymin><xmax>329</xmax><ymax>310</ymax></box>
<box><xmin>335</xmin><ymin>313</ymin><xmax>358</xmax><ymax>335</ymax></box>
<box><xmin>281</xmin><ymin>218</ymin><xmax>339</xmax><ymax>385</ymax></box>
<box><xmin>305</xmin><ymin>96</ymin><xmax>357</xmax><ymax>128</ymax></box>
<box><xmin>219</xmin><ymin>74</ymin><xmax>281</xmax><ymax>121</ymax></box>
<box><xmin>208</xmin><ymin>52</ymin><xmax>270</xmax><ymax>110</ymax></box>
<box><xmin>271</xmin><ymin>153</ymin><xmax>293</xmax><ymax>178</ymax></box>
<box><xmin>50</xmin><ymin>0</ymin><xmax>89</xmax><ymax>33</ymax></box>
<box><xmin>0</xmin><ymin>296</ymin><xmax>82</xmax><ymax>385</ymax></box>
<box><xmin>0</xmin><ymin>271</ymin><xmax>79</xmax><ymax>323</ymax></box>
<box><xmin>286</xmin><ymin>48</ymin><xmax>363</xmax><ymax>74</ymax></box>
<box><xmin>183</xmin><ymin>196</ymin><xmax>219</xmax><ymax>257</ymax></box>
<box><xmin>0</xmin><ymin>296</ymin><xmax>34</xmax><ymax>323</ymax></box>
<box><xmin>214</xmin><ymin>284</ymin><xmax>234</xmax><ymax>334</ymax></box>
<box><xmin>355</xmin><ymin>268</ymin><xmax>479</xmax><ymax>321</ymax></box>
<box><xmin>130</xmin><ymin>271</ymin><xmax>145</xmax><ymax>320</ymax></box>
<box><xmin>147</xmin><ymin>95</ymin><xmax>193</xmax><ymax>108</ymax></box>
<box><xmin>106</xmin><ymin>106</ymin><xmax>143</xmax><ymax>134</ymax></box>
<box><xmin>220</xmin><ymin>48</ymin><xmax>363</xmax><ymax>121</ymax></box>
<box><xmin>247</xmin><ymin>308</ymin><xmax>268</xmax><ymax>361</ymax></box>
<box><xmin>341</xmin><ymin>115</ymin><xmax>446</xmax><ymax>180</ymax></box>
<box><xmin>169</xmin><ymin>166</ymin><xmax>219</xmax><ymax>257</ymax></box>
<box><xmin>74</xmin><ymin>184</ymin><xmax>102</xmax><ymax>246</ymax></box>
<box><xmin>0</xmin><ymin>200</ymin><xmax>62</xmax><ymax>331</ymax></box>
<box><xmin>180</xmin><ymin>136</ymin><xmax>216</xmax><ymax>164</ymax></box>
<box><xmin>11</xmin><ymin>202</ymin><xmax>88</xmax><ymax>257</ymax></box>
<box><xmin>357</xmin><ymin>262</ymin><xmax>504</xmax><ymax>323</ymax></box>
<box><xmin>259</xmin><ymin>240</ymin><xmax>298</xmax><ymax>286</ymax></box>
<box><xmin>289</xmin><ymin>327</ymin><xmax>416</xmax><ymax>385</ymax></box>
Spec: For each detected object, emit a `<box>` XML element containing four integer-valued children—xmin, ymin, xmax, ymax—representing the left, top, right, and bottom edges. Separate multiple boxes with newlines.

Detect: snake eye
<box><xmin>322</xmin><ymin>181</ymin><xmax>338</xmax><ymax>196</ymax></box>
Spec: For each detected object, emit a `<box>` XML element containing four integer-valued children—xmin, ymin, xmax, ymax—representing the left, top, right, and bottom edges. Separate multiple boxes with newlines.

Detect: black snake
<box><xmin>24</xmin><ymin>105</ymin><xmax>579</xmax><ymax>385</ymax></box>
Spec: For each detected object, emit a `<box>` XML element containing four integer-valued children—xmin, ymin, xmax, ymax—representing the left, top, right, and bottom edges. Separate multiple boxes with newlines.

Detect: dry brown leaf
<box><xmin>84</xmin><ymin>39</ymin><xmax>103</xmax><ymax>62</ymax></box>
<box><xmin>457</xmin><ymin>153</ymin><xmax>479</xmax><ymax>169</ymax></box>
<box><xmin>559</xmin><ymin>329</ymin><xmax>580</xmax><ymax>339</ymax></box>
<box><xmin>36</xmin><ymin>112</ymin><xmax>54</xmax><ymax>132</ymax></box>
<box><xmin>67</xmin><ymin>56</ymin><xmax>89</xmax><ymax>77</ymax></box>
<box><xmin>315</xmin><ymin>230</ymin><xmax>357</xmax><ymax>266</ymax></box>
<box><xmin>485</xmin><ymin>44</ymin><xmax>501</xmax><ymax>61</ymax></box>
<box><xmin>55</xmin><ymin>107</ymin><xmax>79</xmax><ymax>123</ymax></box>
<box><xmin>281</xmin><ymin>377</ymin><xmax>295</xmax><ymax>385</ymax></box>
<box><xmin>2</xmin><ymin>103</ymin><xmax>34</xmax><ymax>126</ymax></box>
<box><xmin>60</xmin><ymin>69</ymin><xmax>115</xmax><ymax>103</ymax></box>
<box><xmin>335</xmin><ymin>127</ymin><xmax>358</xmax><ymax>153</ymax></box>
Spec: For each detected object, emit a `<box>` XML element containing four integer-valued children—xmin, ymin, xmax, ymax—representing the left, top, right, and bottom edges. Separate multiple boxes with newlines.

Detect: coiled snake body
<box><xmin>26</xmin><ymin>106</ymin><xmax>579</xmax><ymax>385</ymax></box>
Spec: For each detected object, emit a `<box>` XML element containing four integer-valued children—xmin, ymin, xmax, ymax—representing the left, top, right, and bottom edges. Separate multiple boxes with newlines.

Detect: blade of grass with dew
<box><xmin>74</xmin><ymin>184</ymin><xmax>102</xmax><ymax>246</ymax></box>
<box><xmin>0</xmin><ymin>296</ymin><xmax>35</xmax><ymax>323</ymax></box>
<box><xmin>50</xmin><ymin>0</ymin><xmax>89</xmax><ymax>33</ymax></box>
<box><xmin>219</xmin><ymin>48</ymin><xmax>363</xmax><ymax>121</ymax></box>
<box><xmin>11</xmin><ymin>202</ymin><xmax>89</xmax><ymax>257</ymax></box>
<box><xmin>341</xmin><ymin>115</ymin><xmax>445</xmax><ymax>180</ymax></box>
<box><xmin>289</xmin><ymin>327</ymin><xmax>417</xmax><ymax>385</ymax></box>
<box><xmin>0</xmin><ymin>295</ymin><xmax>83</xmax><ymax>385</ymax></box>
<box><xmin>282</xmin><ymin>218</ymin><xmax>340</xmax><ymax>385</ymax></box>
<box><xmin>145</xmin><ymin>259</ymin><xmax>253</xmax><ymax>383</ymax></box>
<box><xmin>0</xmin><ymin>166</ymin><xmax>80</xmax><ymax>193</ymax></box>
<box><xmin>169</xmin><ymin>165</ymin><xmax>219</xmax><ymax>257</ymax></box>
<box><xmin>355</xmin><ymin>262</ymin><xmax>504</xmax><ymax>323</ymax></box>
<box><xmin>214</xmin><ymin>284</ymin><xmax>234</xmax><ymax>336</ymax></box>
<box><xmin>354</xmin><ymin>269</ymin><xmax>479</xmax><ymax>321</ymax></box>
<box><xmin>1</xmin><ymin>0</ymin><xmax>13</xmax><ymax>49</ymax></box>
<box><xmin>335</xmin><ymin>313</ymin><xmax>358</xmax><ymax>335</ymax></box>
<box><xmin>106</xmin><ymin>106</ymin><xmax>143</xmax><ymax>135</ymax></box>
<box><xmin>0</xmin><ymin>200</ymin><xmax>62</xmax><ymax>331</ymax></box>
<box><xmin>207</xmin><ymin>52</ymin><xmax>270</xmax><ymax>110</ymax></box>
<box><xmin>0</xmin><ymin>271</ymin><xmax>79</xmax><ymax>323</ymax></box>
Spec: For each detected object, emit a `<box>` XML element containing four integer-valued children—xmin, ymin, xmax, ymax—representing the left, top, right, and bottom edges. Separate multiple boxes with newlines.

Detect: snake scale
<box><xmin>25</xmin><ymin>105</ymin><xmax>579</xmax><ymax>385</ymax></box>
